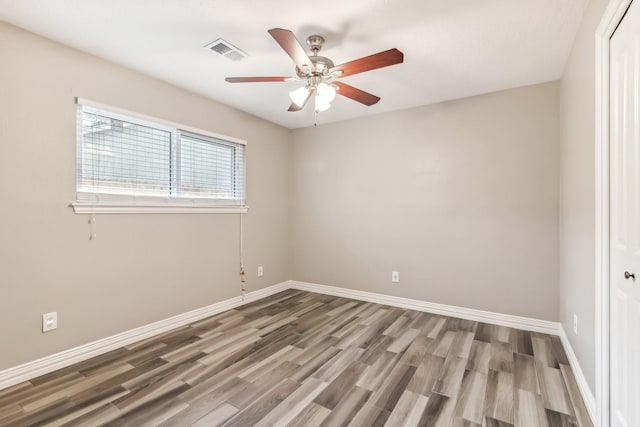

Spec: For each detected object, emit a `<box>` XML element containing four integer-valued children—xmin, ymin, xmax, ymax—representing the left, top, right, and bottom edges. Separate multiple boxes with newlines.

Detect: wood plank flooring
<box><xmin>0</xmin><ymin>290</ymin><xmax>593</xmax><ymax>426</ymax></box>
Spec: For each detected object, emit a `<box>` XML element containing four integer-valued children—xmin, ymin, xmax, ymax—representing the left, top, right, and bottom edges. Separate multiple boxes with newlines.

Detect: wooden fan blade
<box><xmin>225</xmin><ymin>77</ymin><xmax>290</xmax><ymax>83</ymax></box>
<box><xmin>268</xmin><ymin>28</ymin><xmax>314</xmax><ymax>71</ymax></box>
<box><xmin>334</xmin><ymin>82</ymin><xmax>380</xmax><ymax>106</ymax></box>
<box><xmin>330</xmin><ymin>48</ymin><xmax>404</xmax><ymax>78</ymax></box>
<box><xmin>288</xmin><ymin>88</ymin><xmax>316</xmax><ymax>112</ymax></box>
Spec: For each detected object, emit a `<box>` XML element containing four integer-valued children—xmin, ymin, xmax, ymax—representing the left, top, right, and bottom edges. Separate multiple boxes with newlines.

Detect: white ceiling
<box><xmin>0</xmin><ymin>0</ymin><xmax>588</xmax><ymax>129</ymax></box>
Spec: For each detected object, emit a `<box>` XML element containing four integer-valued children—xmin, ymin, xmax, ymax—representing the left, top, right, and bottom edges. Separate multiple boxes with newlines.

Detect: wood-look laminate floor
<box><xmin>0</xmin><ymin>290</ymin><xmax>593</xmax><ymax>427</ymax></box>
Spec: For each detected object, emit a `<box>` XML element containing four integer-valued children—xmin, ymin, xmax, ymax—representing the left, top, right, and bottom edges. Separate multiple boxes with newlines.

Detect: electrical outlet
<box><xmin>257</xmin><ymin>266</ymin><xmax>263</xmax><ymax>277</ymax></box>
<box><xmin>573</xmin><ymin>314</ymin><xmax>578</xmax><ymax>335</ymax></box>
<box><xmin>42</xmin><ymin>312</ymin><xmax>58</xmax><ymax>332</ymax></box>
<box><xmin>391</xmin><ymin>271</ymin><xmax>400</xmax><ymax>283</ymax></box>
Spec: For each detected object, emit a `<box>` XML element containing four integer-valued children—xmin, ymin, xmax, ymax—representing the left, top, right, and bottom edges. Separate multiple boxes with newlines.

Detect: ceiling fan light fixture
<box><xmin>225</xmin><ymin>28</ymin><xmax>404</xmax><ymax>117</ymax></box>
<box><xmin>315</xmin><ymin>95</ymin><xmax>331</xmax><ymax>112</ymax></box>
<box><xmin>317</xmin><ymin>82</ymin><xmax>336</xmax><ymax>103</ymax></box>
<box><xmin>289</xmin><ymin>86</ymin><xmax>310</xmax><ymax>107</ymax></box>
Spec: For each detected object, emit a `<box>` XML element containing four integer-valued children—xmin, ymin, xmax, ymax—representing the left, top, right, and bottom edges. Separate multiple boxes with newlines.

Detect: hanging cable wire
<box><xmin>88</xmin><ymin>214</ymin><xmax>97</xmax><ymax>240</ymax></box>
<box><xmin>239</xmin><ymin>205</ymin><xmax>246</xmax><ymax>300</ymax></box>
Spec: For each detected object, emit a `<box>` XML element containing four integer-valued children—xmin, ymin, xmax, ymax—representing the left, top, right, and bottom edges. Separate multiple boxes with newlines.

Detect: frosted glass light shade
<box><xmin>315</xmin><ymin>96</ymin><xmax>331</xmax><ymax>112</ymax></box>
<box><xmin>289</xmin><ymin>86</ymin><xmax>310</xmax><ymax>106</ymax></box>
<box><xmin>317</xmin><ymin>82</ymin><xmax>336</xmax><ymax>103</ymax></box>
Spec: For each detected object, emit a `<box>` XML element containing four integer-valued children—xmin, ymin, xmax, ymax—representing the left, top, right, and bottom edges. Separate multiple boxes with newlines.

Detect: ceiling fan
<box><xmin>225</xmin><ymin>28</ymin><xmax>404</xmax><ymax>113</ymax></box>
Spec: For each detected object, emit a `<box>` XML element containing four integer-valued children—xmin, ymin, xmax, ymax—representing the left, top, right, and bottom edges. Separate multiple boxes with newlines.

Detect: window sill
<box><xmin>71</xmin><ymin>201</ymin><xmax>249</xmax><ymax>214</ymax></box>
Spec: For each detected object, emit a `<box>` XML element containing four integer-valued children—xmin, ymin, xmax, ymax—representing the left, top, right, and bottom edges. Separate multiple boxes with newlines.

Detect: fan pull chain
<box><xmin>88</xmin><ymin>214</ymin><xmax>97</xmax><ymax>240</ymax></box>
<box><xmin>239</xmin><ymin>205</ymin><xmax>246</xmax><ymax>300</ymax></box>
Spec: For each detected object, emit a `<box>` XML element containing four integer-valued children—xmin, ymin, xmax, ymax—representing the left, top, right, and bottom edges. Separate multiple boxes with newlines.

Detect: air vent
<box><xmin>205</xmin><ymin>39</ymin><xmax>248</xmax><ymax>61</ymax></box>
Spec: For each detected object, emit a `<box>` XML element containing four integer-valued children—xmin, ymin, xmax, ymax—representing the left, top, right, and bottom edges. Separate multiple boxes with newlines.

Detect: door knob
<box><xmin>624</xmin><ymin>271</ymin><xmax>635</xmax><ymax>280</ymax></box>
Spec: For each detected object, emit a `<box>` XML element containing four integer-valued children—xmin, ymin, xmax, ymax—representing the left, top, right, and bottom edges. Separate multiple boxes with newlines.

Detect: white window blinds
<box><xmin>76</xmin><ymin>102</ymin><xmax>246</xmax><ymax>208</ymax></box>
<box><xmin>179</xmin><ymin>132</ymin><xmax>245</xmax><ymax>200</ymax></box>
<box><xmin>79</xmin><ymin>109</ymin><xmax>172</xmax><ymax>196</ymax></box>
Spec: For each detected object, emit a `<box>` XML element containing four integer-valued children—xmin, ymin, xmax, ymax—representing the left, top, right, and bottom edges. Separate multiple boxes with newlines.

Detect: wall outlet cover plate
<box><xmin>42</xmin><ymin>312</ymin><xmax>58</xmax><ymax>332</ymax></box>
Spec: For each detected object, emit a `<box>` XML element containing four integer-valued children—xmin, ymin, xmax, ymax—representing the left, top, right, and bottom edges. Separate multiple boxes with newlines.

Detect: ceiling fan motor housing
<box><xmin>296</xmin><ymin>55</ymin><xmax>334</xmax><ymax>79</ymax></box>
<box><xmin>294</xmin><ymin>34</ymin><xmax>335</xmax><ymax>79</ymax></box>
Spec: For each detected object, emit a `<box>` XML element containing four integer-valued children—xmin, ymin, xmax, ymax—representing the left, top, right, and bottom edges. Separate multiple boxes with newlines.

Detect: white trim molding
<box><xmin>71</xmin><ymin>191</ymin><xmax>248</xmax><ymax>215</ymax></box>
<box><xmin>71</xmin><ymin>201</ymin><xmax>249</xmax><ymax>215</ymax></box>
<box><xmin>595</xmin><ymin>1</ymin><xmax>633</xmax><ymax>426</ymax></box>
<box><xmin>0</xmin><ymin>281</ymin><xmax>289</xmax><ymax>391</ymax></box>
<box><xmin>559</xmin><ymin>325</ymin><xmax>597</xmax><ymax>424</ymax></box>
<box><xmin>290</xmin><ymin>281</ymin><xmax>560</xmax><ymax>335</ymax></box>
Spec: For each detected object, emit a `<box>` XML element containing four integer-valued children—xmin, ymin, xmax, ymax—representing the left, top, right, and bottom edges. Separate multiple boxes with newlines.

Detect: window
<box><xmin>73</xmin><ymin>100</ymin><xmax>246</xmax><ymax>214</ymax></box>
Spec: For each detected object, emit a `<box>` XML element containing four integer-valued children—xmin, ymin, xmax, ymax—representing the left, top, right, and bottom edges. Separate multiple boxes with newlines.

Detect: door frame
<box><xmin>595</xmin><ymin>1</ymin><xmax>634</xmax><ymax>426</ymax></box>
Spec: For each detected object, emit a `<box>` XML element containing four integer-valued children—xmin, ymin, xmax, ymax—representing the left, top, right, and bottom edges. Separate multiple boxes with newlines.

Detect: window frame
<box><xmin>72</xmin><ymin>98</ymin><xmax>248</xmax><ymax>214</ymax></box>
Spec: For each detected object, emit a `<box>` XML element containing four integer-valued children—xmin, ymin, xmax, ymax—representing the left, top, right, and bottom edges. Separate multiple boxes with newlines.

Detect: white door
<box><xmin>610</xmin><ymin>1</ymin><xmax>640</xmax><ymax>426</ymax></box>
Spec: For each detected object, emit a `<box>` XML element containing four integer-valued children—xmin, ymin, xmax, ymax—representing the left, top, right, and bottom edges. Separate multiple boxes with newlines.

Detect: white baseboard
<box><xmin>0</xmin><ymin>281</ymin><xmax>290</xmax><ymax>391</ymax></box>
<box><xmin>290</xmin><ymin>281</ymin><xmax>560</xmax><ymax>335</ymax></box>
<box><xmin>559</xmin><ymin>325</ymin><xmax>597</xmax><ymax>425</ymax></box>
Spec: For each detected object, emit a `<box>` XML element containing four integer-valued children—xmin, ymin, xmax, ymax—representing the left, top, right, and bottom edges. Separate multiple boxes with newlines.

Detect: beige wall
<box><xmin>0</xmin><ymin>22</ymin><xmax>291</xmax><ymax>370</ymax></box>
<box><xmin>290</xmin><ymin>82</ymin><xmax>560</xmax><ymax>321</ymax></box>
<box><xmin>0</xmin><ymin>14</ymin><xmax>585</xmax><ymax>376</ymax></box>
<box><xmin>559</xmin><ymin>0</ymin><xmax>609</xmax><ymax>393</ymax></box>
